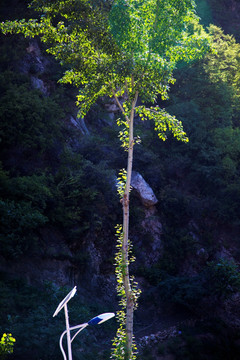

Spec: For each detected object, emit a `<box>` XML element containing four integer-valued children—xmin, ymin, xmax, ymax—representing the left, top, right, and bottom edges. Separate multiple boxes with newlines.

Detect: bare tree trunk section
<box><xmin>122</xmin><ymin>91</ymin><xmax>138</xmax><ymax>359</ymax></box>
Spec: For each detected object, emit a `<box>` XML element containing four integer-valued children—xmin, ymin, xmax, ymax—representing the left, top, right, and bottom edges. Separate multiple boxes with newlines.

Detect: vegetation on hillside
<box><xmin>0</xmin><ymin>0</ymin><xmax>211</xmax><ymax>358</ymax></box>
<box><xmin>0</xmin><ymin>0</ymin><xmax>240</xmax><ymax>359</ymax></box>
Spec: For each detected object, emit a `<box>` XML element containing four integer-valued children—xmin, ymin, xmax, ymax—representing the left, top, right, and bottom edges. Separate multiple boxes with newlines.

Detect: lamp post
<box><xmin>53</xmin><ymin>286</ymin><xmax>115</xmax><ymax>360</ymax></box>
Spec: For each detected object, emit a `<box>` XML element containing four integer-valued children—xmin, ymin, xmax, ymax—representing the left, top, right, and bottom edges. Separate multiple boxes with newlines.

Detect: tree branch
<box><xmin>112</xmin><ymin>89</ymin><xmax>130</xmax><ymax>122</ymax></box>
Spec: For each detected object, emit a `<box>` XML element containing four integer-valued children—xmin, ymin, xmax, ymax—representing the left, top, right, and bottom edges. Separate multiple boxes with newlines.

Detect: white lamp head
<box><xmin>88</xmin><ymin>312</ymin><xmax>115</xmax><ymax>325</ymax></box>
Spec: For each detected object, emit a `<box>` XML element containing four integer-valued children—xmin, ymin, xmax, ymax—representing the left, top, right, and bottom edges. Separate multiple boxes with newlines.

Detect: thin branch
<box><xmin>112</xmin><ymin>89</ymin><xmax>130</xmax><ymax>122</ymax></box>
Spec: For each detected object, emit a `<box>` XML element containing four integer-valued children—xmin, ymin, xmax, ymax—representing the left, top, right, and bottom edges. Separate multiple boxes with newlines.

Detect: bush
<box><xmin>158</xmin><ymin>275</ymin><xmax>205</xmax><ymax>311</ymax></box>
<box><xmin>0</xmin><ymin>71</ymin><xmax>63</xmax><ymax>155</ymax></box>
<box><xmin>158</xmin><ymin>259</ymin><xmax>240</xmax><ymax>311</ymax></box>
<box><xmin>0</xmin><ymin>199</ymin><xmax>48</xmax><ymax>258</ymax></box>
<box><xmin>0</xmin><ymin>333</ymin><xmax>15</xmax><ymax>360</ymax></box>
<box><xmin>9</xmin><ymin>174</ymin><xmax>53</xmax><ymax>211</ymax></box>
<box><xmin>204</xmin><ymin>258</ymin><xmax>240</xmax><ymax>299</ymax></box>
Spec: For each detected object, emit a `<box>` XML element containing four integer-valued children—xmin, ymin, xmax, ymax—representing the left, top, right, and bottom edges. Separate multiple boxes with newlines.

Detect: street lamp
<box><xmin>53</xmin><ymin>286</ymin><xmax>115</xmax><ymax>360</ymax></box>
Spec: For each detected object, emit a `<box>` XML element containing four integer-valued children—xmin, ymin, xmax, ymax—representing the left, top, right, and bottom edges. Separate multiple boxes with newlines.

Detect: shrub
<box><xmin>158</xmin><ymin>275</ymin><xmax>205</xmax><ymax>311</ymax></box>
<box><xmin>0</xmin><ymin>199</ymin><xmax>48</xmax><ymax>258</ymax></box>
<box><xmin>0</xmin><ymin>71</ymin><xmax>63</xmax><ymax>155</ymax></box>
<box><xmin>158</xmin><ymin>259</ymin><xmax>240</xmax><ymax>311</ymax></box>
<box><xmin>0</xmin><ymin>333</ymin><xmax>15</xmax><ymax>360</ymax></box>
<box><xmin>204</xmin><ymin>258</ymin><xmax>240</xmax><ymax>299</ymax></box>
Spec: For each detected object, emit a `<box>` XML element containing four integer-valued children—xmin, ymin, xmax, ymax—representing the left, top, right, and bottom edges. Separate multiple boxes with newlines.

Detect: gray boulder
<box><xmin>131</xmin><ymin>171</ymin><xmax>158</xmax><ymax>207</ymax></box>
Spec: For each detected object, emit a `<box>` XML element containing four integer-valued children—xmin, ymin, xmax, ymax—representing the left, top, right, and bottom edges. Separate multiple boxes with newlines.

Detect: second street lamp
<box><xmin>53</xmin><ymin>286</ymin><xmax>115</xmax><ymax>360</ymax></box>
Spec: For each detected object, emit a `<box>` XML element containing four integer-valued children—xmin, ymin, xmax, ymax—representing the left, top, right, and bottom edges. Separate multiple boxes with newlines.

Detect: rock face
<box><xmin>130</xmin><ymin>172</ymin><xmax>162</xmax><ymax>265</ymax></box>
<box><xmin>131</xmin><ymin>171</ymin><xmax>158</xmax><ymax>207</ymax></box>
<box><xmin>82</xmin><ymin>240</ymin><xmax>116</xmax><ymax>301</ymax></box>
<box><xmin>138</xmin><ymin>325</ymin><xmax>179</xmax><ymax>347</ymax></box>
<box><xmin>31</xmin><ymin>76</ymin><xmax>48</xmax><ymax>95</ymax></box>
<box><xmin>19</xmin><ymin>39</ymin><xmax>48</xmax><ymax>75</ymax></box>
<box><xmin>140</xmin><ymin>207</ymin><xmax>163</xmax><ymax>264</ymax></box>
<box><xmin>70</xmin><ymin>115</ymin><xmax>90</xmax><ymax>135</ymax></box>
<box><xmin>220</xmin><ymin>293</ymin><xmax>240</xmax><ymax>329</ymax></box>
<box><xmin>18</xmin><ymin>39</ymin><xmax>51</xmax><ymax>95</ymax></box>
<box><xmin>105</xmin><ymin>102</ymin><xmax>119</xmax><ymax>113</ymax></box>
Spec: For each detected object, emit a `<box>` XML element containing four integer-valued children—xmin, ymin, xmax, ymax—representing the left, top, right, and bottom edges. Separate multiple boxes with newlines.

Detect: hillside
<box><xmin>1</xmin><ymin>1</ymin><xmax>240</xmax><ymax>359</ymax></box>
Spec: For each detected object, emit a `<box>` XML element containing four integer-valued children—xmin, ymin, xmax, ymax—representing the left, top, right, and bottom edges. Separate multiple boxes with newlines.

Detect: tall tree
<box><xmin>0</xmin><ymin>1</ymin><xmax>210</xmax><ymax>358</ymax></box>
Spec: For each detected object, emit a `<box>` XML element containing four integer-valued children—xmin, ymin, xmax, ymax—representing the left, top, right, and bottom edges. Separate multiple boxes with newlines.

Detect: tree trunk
<box><xmin>122</xmin><ymin>91</ymin><xmax>138</xmax><ymax>359</ymax></box>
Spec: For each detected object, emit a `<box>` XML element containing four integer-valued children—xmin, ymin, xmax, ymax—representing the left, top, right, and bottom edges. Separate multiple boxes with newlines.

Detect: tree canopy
<box><xmin>1</xmin><ymin>0</ymin><xmax>210</xmax><ymax>120</ymax></box>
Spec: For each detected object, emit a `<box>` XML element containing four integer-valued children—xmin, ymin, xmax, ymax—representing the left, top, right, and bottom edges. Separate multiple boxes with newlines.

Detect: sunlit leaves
<box><xmin>116</xmin><ymin>169</ymin><xmax>127</xmax><ymax>198</ymax></box>
<box><xmin>112</xmin><ymin>224</ymin><xmax>140</xmax><ymax>360</ymax></box>
<box><xmin>0</xmin><ymin>333</ymin><xmax>16</xmax><ymax>357</ymax></box>
<box><xmin>204</xmin><ymin>25</ymin><xmax>240</xmax><ymax>109</ymax></box>
<box><xmin>136</xmin><ymin>106</ymin><xmax>189</xmax><ymax>142</ymax></box>
<box><xmin>109</xmin><ymin>0</ymin><xmax>210</xmax><ymax>68</ymax></box>
<box><xmin>0</xmin><ymin>0</ymin><xmax>210</xmax><ymax>117</ymax></box>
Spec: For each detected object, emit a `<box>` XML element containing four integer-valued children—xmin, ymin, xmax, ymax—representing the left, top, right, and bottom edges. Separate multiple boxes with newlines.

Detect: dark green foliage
<box><xmin>136</xmin><ymin>263</ymin><xmax>162</xmax><ymax>287</ymax></box>
<box><xmin>138</xmin><ymin>26</ymin><xmax>240</xmax><ymax>274</ymax></box>
<box><xmin>0</xmin><ymin>65</ymin><xmax>119</xmax><ymax>257</ymax></box>
<box><xmin>158</xmin><ymin>259</ymin><xmax>240</xmax><ymax>311</ymax></box>
<box><xmin>159</xmin><ymin>231</ymin><xmax>198</xmax><ymax>275</ymax></box>
<box><xmin>171</xmin><ymin>319</ymin><xmax>240</xmax><ymax>360</ymax></box>
<box><xmin>0</xmin><ymin>0</ymin><xmax>120</xmax><ymax>259</ymax></box>
<box><xmin>0</xmin><ymin>166</ymin><xmax>52</xmax><ymax>258</ymax></box>
<box><xmin>204</xmin><ymin>258</ymin><xmax>240</xmax><ymax>299</ymax></box>
<box><xmin>0</xmin><ymin>71</ymin><xmax>63</xmax><ymax>157</ymax></box>
<box><xmin>48</xmin><ymin>148</ymin><xmax>118</xmax><ymax>244</ymax></box>
<box><xmin>159</xmin><ymin>275</ymin><xmax>205</xmax><ymax>311</ymax></box>
<box><xmin>10</xmin><ymin>174</ymin><xmax>53</xmax><ymax>210</ymax></box>
<box><xmin>0</xmin><ymin>35</ymin><xmax>27</xmax><ymax>71</ymax></box>
<box><xmin>195</xmin><ymin>0</ymin><xmax>213</xmax><ymax>27</ymax></box>
<box><xmin>0</xmin><ymin>198</ymin><xmax>48</xmax><ymax>258</ymax></box>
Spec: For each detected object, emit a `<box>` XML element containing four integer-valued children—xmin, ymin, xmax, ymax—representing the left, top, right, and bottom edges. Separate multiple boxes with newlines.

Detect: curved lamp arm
<box><xmin>70</xmin><ymin>323</ymin><xmax>88</xmax><ymax>343</ymax></box>
<box><xmin>59</xmin><ymin>330</ymin><xmax>67</xmax><ymax>360</ymax></box>
<box><xmin>59</xmin><ymin>323</ymin><xmax>88</xmax><ymax>360</ymax></box>
<box><xmin>58</xmin><ymin>313</ymin><xmax>115</xmax><ymax>360</ymax></box>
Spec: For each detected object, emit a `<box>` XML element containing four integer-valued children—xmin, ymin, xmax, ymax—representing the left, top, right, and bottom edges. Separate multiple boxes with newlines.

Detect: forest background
<box><xmin>1</xmin><ymin>0</ymin><xmax>240</xmax><ymax>359</ymax></box>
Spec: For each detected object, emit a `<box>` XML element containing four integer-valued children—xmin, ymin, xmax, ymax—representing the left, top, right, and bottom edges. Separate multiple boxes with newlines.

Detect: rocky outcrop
<box><xmin>70</xmin><ymin>115</ymin><xmax>90</xmax><ymax>135</ymax></box>
<box><xmin>19</xmin><ymin>39</ymin><xmax>47</xmax><ymax>74</ymax></box>
<box><xmin>31</xmin><ymin>76</ymin><xmax>48</xmax><ymax>95</ymax></box>
<box><xmin>131</xmin><ymin>171</ymin><xmax>158</xmax><ymax>207</ymax></box>
<box><xmin>18</xmin><ymin>39</ymin><xmax>51</xmax><ymax>95</ymax></box>
<box><xmin>140</xmin><ymin>207</ymin><xmax>163</xmax><ymax>265</ymax></box>
<box><xmin>139</xmin><ymin>325</ymin><xmax>179</xmax><ymax>347</ymax></box>
<box><xmin>220</xmin><ymin>293</ymin><xmax>240</xmax><ymax>329</ymax></box>
<box><xmin>105</xmin><ymin>102</ymin><xmax>119</xmax><ymax>113</ymax></box>
<box><xmin>130</xmin><ymin>172</ymin><xmax>162</xmax><ymax>265</ymax></box>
